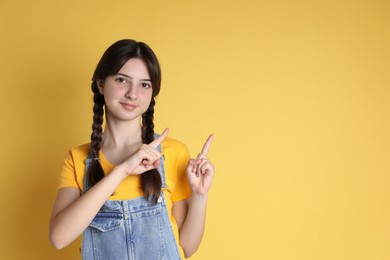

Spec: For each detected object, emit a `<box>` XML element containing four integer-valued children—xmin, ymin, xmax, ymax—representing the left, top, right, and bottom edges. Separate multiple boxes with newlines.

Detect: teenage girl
<box><xmin>49</xmin><ymin>39</ymin><xmax>215</xmax><ymax>259</ymax></box>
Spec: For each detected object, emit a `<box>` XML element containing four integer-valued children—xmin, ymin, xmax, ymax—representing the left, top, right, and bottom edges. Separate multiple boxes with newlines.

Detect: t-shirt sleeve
<box><xmin>170</xmin><ymin>142</ymin><xmax>192</xmax><ymax>202</ymax></box>
<box><xmin>57</xmin><ymin>150</ymin><xmax>81</xmax><ymax>190</ymax></box>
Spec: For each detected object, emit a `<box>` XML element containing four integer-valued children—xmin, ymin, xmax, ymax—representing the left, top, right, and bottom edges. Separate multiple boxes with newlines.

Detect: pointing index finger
<box><xmin>201</xmin><ymin>134</ymin><xmax>214</xmax><ymax>156</ymax></box>
<box><xmin>149</xmin><ymin>128</ymin><xmax>169</xmax><ymax>148</ymax></box>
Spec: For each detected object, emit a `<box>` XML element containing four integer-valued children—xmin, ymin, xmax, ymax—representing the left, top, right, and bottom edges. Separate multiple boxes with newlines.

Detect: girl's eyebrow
<box><xmin>117</xmin><ymin>73</ymin><xmax>151</xmax><ymax>82</ymax></box>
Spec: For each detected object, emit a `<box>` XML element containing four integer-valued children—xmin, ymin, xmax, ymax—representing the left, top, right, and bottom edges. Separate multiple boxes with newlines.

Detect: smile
<box><xmin>120</xmin><ymin>102</ymin><xmax>137</xmax><ymax>110</ymax></box>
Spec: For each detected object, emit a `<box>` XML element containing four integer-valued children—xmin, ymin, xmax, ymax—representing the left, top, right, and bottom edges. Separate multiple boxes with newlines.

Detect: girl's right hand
<box><xmin>120</xmin><ymin>128</ymin><xmax>169</xmax><ymax>175</ymax></box>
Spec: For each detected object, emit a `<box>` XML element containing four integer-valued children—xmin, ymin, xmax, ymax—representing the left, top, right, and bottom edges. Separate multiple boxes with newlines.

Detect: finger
<box><xmin>188</xmin><ymin>159</ymin><xmax>200</xmax><ymax>175</ymax></box>
<box><xmin>149</xmin><ymin>128</ymin><xmax>169</xmax><ymax>148</ymax></box>
<box><xmin>195</xmin><ymin>159</ymin><xmax>204</xmax><ymax>176</ymax></box>
<box><xmin>153</xmin><ymin>158</ymin><xmax>161</xmax><ymax>168</ymax></box>
<box><xmin>143</xmin><ymin>144</ymin><xmax>162</xmax><ymax>158</ymax></box>
<box><xmin>194</xmin><ymin>161</ymin><xmax>200</xmax><ymax>176</ymax></box>
<box><xmin>140</xmin><ymin>145</ymin><xmax>161</xmax><ymax>165</ymax></box>
<box><xmin>200</xmin><ymin>134</ymin><xmax>214</xmax><ymax>156</ymax></box>
<box><xmin>196</xmin><ymin>153</ymin><xmax>207</xmax><ymax>160</ymax></box>
<box><xmin>199</xmin><ymin>160</ymin><xmax>214</xmax><ymax>175</ymax></box>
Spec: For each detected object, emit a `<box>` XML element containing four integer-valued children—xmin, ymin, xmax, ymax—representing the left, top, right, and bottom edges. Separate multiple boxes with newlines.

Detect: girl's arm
<box><xmin>173</xmin><ymin>194</ymin><xmax>209</xmax><ymax>258</ymax></box>
<box><xmin>49</xmin><ymin>130</ymin><xmax>169</xmax><ymax>249</ymax></box>
<box><xmin>49</xmin><ymin>167</ymin><xmax>128</xmax><ymax>249</ymax></box>
<box><xmin>173</xmin><ymin>135</ymin><xmax>215</xmax><ymax>258</ymax></box>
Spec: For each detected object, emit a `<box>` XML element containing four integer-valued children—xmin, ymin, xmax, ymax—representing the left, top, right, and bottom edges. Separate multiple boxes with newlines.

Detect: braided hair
<box><xmin>87</xmin><ymin>39</ymin><xmax>162</xmax><ymax>203</ymax></box>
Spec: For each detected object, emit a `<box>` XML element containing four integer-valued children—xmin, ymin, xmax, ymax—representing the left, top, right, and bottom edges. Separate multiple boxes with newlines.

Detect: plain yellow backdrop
<box><xmin>1</xmin><ymin>0</ymin><xmax>389</xmax><ymax>259</ymax></box>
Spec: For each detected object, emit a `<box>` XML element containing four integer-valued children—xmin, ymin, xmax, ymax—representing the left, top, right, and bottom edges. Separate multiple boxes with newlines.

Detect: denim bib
<box><xmin>81</xmin><ymin>140</ymin><xmax>182</xmax><ymax>260</ymax></box>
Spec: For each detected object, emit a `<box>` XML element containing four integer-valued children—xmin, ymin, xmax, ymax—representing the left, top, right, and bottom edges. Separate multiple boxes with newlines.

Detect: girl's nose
<box><xmin>125</xmin><ymin>85</ymin><xmax>138</xmax><ymax>100</ymax></box>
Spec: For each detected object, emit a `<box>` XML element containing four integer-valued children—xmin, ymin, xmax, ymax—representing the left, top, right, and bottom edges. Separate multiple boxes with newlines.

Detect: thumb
<box><xmin>153</xmin><ymin>158</ymin><xmax>161</xmax><ymax>168</ymax></box>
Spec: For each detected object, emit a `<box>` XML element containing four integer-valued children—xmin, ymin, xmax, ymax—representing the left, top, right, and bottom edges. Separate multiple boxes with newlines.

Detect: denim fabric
<box><xmin>81</xmin><ymin>141</ymin><xmax>182</xmax><ymax>260</ymax></box>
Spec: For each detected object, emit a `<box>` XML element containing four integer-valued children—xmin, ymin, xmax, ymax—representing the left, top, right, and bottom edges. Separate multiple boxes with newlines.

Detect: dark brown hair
<box><xmin>88</xmin><ymin>39</ymin><xmax>162</xmax><ymax>203</ymax></box>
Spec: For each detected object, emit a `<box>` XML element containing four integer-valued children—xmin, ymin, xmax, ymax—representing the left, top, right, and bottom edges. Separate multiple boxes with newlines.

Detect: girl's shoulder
<box><xmin>162</xmin><ymin>136</ymin><xmax>188</xmax><ymax>153</ymax></box>
<box><xmin>161</xmin><ymin>136</ymin><xmax>190</xmax><ymax>163</ymax></box>
<box><xmin>67</xmin><ymin>142</ymin><xmax>91</xmax><ymax>163</ymax></box>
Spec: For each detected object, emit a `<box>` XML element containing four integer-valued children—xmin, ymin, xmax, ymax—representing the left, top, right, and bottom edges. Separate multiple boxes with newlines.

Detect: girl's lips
<box><xmin>120</xmin><ymin>102</ymin><xmax>137</xmax><ymax>110</ymax></box>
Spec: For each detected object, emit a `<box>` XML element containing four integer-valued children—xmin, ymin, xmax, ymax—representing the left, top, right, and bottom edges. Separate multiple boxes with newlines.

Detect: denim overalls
<box><xmin>81</xmin><ymin>142</ymin><xmax>182</xmax><ymax>260</ymax></box>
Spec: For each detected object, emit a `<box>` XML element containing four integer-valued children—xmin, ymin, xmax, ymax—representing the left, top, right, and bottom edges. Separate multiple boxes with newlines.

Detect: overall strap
<box><xmin>154</xmin><ymin>133</ymin><xmax>167</xmax><ymax>189</ymax></box>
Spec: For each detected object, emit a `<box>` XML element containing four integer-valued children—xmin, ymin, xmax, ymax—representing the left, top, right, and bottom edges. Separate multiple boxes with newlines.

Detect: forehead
<box><xmin>118</xmin><ymin>58</ymin><xmax>150</xmax><ymax>79</ymax></box>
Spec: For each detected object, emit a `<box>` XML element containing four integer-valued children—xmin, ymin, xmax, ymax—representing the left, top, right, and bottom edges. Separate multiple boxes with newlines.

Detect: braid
<box><xmin>141</xmin><ymin>98</ymin><xmax>162</xmax><ymax>203</ymax></box>
<box><xmin>87</xmin><ymin>81</ymin><xmax>105</xmax><ymax>187</ymax></box>
<box><xmin>142</xmin><ymin>98</ymin><xmax>155</xmax><ymax>143</ymax></box>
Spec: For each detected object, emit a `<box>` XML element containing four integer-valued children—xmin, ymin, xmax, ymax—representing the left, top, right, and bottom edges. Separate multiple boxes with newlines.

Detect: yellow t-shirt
<box><xmin>57</xmin><ymin>137</ymin><xmax>191</xmax><ymax>258</ymax></box>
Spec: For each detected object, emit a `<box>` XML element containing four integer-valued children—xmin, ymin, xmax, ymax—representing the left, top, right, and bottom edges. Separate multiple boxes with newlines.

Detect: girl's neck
<box><xmin>102</xmin><ymin>117</ymin><xmax>143</xmax><ymax>150</ymax></box>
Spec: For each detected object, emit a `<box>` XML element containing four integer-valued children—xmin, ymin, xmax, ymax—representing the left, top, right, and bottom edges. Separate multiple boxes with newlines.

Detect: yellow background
<box><xmin>1</xmin><ymin>0</ymin><xmax>389</xmax><ymax>259</ymax></box>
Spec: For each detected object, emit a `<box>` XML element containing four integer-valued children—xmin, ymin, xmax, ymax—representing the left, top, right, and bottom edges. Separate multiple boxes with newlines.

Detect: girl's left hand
<box><xmin>186</xmin><ymin>134</ymin><xmax>215</xmax><ymax>196</ymax></box>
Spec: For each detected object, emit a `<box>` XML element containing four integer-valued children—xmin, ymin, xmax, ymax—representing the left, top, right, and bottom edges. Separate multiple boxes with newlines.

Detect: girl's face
<box><xmin>98</xmin><ymin>58</ymin><xmax>153</xmax><ymax>122</ymax></box>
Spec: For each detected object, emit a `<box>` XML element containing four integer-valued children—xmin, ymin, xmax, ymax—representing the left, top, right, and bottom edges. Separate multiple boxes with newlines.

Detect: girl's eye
<box><xmin>115</xmin><ymin>77</ymin><xmax>127</xmax><ymax>83</ymax></box>
<box><xmin>142</xmin><ymin>83</ymin><xmax>151</xmax><ymax>89</ymax></box>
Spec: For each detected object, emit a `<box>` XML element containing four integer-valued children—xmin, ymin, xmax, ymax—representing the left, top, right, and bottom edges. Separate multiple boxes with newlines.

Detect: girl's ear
<box><xmin>97</xmin><ymin>80</ymin><xmax>104</xmax><ymax>95</ymax></box>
